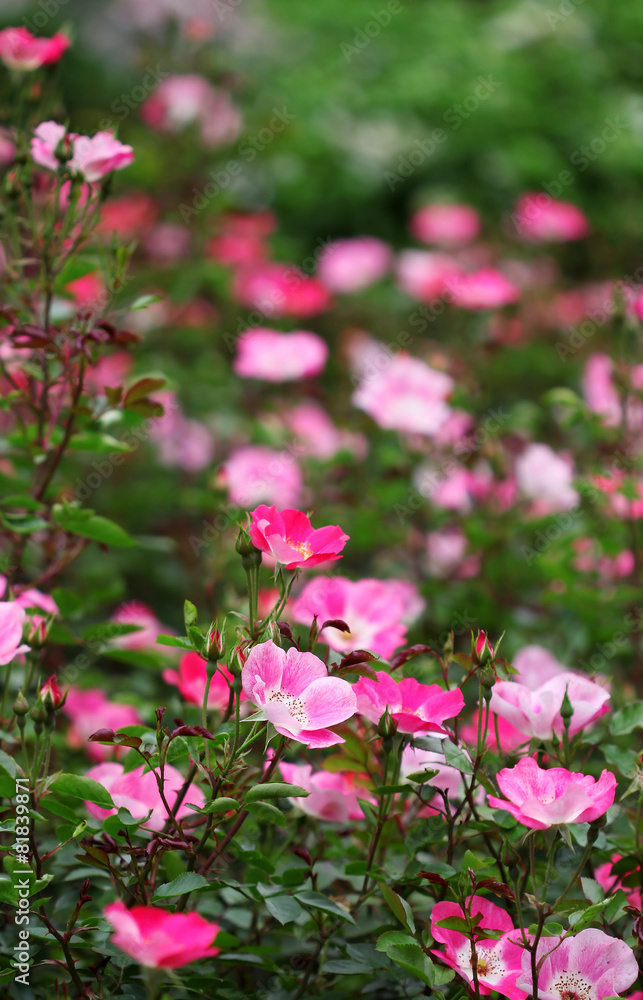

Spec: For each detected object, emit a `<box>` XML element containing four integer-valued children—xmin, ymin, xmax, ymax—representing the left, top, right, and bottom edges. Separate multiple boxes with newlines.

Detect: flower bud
<box><xmin>560</xmin><ymin>687</ymin><xmax>574</xmax><ymax>724</ymax></box>
<box><xmin>30</xmin><ymin>699</ymin><xmax>47</xmax><ymax>734</ymax></box>
<box><xmin>204</xmin><ymin>624</ymin><xmax>225</xmax><ymax>663</ymax></box>
<box><xmin>13</xmin><ymin>690</ymin><xmax>29</xmax><ymax>717</ymax></box>
<box><xmin>472</xmin><ymin>630</ymin><xmax>494</xmax><ymax>666</ymax></box>
<box><xmin>39</xmin><ymin>674</ymin><xmax>64</xmax><ymax>711</ymax></box>
<box><xmin>377</xmin><ymin>707</ymin><xmax>398</xmax><ymax>740</ymax></box>
<box><xmin>236</xmin><ymin>526</ymin><xmax>262</xmax><ymax>571</ymax></box>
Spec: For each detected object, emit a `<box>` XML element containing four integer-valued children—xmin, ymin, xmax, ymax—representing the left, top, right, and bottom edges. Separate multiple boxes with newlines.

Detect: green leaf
<box><xmin>0</xmin><ymin>512</ymin><xmax>49</xmax><ymax>534</ymax></box>
<box><xmin>265</xmin><ymin>895</ymin><xmax>304</xmax><ymax>925</ymax></box>
<box><xmin>123</xmin><ymin>377</ymin><xmax>167</xmax><ymax>405</ymax></box>
<box><xmin>245</xmin><ymin>783</ymin><xmax>309</xmax><ymax>803</ymax></box>
<box><xmin>376</xmin><ymin>931</ymin><xmax>453</xmax><ymax>987</ymax></box>
<box><xmin>156</xmin><ymin>634</ymin><xmax>192</xmax><ymax>650</ymax></box>
<box><xmin>295</xmin><ymin>891</ymin><xmax>355</xmax><ymax>924</ymax></box>
<box><xmin>153</xmin><ymin>873</ymin><xmax>209</xmax><ymax>899</ymax></box>
<box><xmin>611</xmin><ymin>702</ymin><xmax>643</xmax><ymax>736</ymax></box>
<box><xmin>51</xmin><ymin>773</ymin><xmax>114</xmax><ymax>809</ymax></box>
<box><xmin>204</xmin><ymin>797</ymin><xmax>240</xmax><ymax>815</ymax></box>
<box><xmin>0</xmin><ymin>750</ymin><xmax>17</xmax><ymax>779</ymax></box>
<box><xmin>580</xmin><ymin>878</ymin><xmax>604</xmax><ymax>904</ymax></box>
<box><xmin>245</xmin><ymin>801</ymin><xmax>286</xmax><ymax>825</ymax></box>
<box><xmin>53</xmin><ymin>504</ymin><xmax>137</xmax><ymax>548</ymax></box>
<box><xmin>381</xmin><ymin>884</ymin><xmax>415</xmax><ymax>934</ymax></box>
<box><xmin>443</xmin><ymin>741</ymin><xmax>473</xmax><ymax>774</ymax></box>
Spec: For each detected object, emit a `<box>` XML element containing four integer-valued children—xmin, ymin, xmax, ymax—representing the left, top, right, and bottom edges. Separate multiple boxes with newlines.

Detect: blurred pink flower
<box><xmin>163</xmin><ymin>652</ymin><xmax>239</xmax><ymax>710</ymax></box>
<box><xmin>401</xmin><ymin>745</ymin><xmax>472</xmax><ymax>814</ymax></box>
<box><xmin>110</xmin><ymin>601</ymin><xmax>169</xmax><ymax>651</ymax></box>
<box><xmin>0</xmin><ymin>27</ymin><xmax>70</xmax><ymax>70</ymax></box>
<box><xmin>487</xmin><ymin>757</ymin><xmax>616</xmax><ymax>828</ymax></box>
<box><xmin>353</xmin><ymin>671</ymin><xmax>464</xmax><ymax>733</ymax></box>
<box><xmin>516</xmin><ymin>929</ymin><xmax>637</xmax><ymax>1000</ymax></box>
<box><xmin>514</xmin><ymin>193</ymin><xmax>589</xmax><ymax>242</ymax></box>
<box><xmin>279</xmin><ymin>761</ymin><xmax>373</xmax><ymax>821</ymax></box>
<box><xmin>512</xmin><ymin>645</ymin><xmax>569</xmax><ymax>688</ymax></box>
<box><xmin>396</xmin><ymin>249</ymin><xmax>461</xmax><ymax>301</ymax></box>
<box><xmin>85</xmin><ymin>761</ymin><xmax>204</xmax><ymax>830</ymax></box>
<box><xmin>291</xmin><ymin>576</ymin><xmax>424</xmax><ymax>659</ymax></box>
<box><xmin>410</xmin><ymin>203</ymin><xmax>480</xmax><ymax>247</ymax></box>
<box><xmin>449</xmin><ymin>268</ymin><xmax>521</xmax><ymax>310</ymax></box>
<box><xmin>241</xmin><ymin>640</ymin><xmax>357</xmax><ymax>747</ymax></box>
<box><xmin>221</xmin><ymin>446</ymin><xmax>303</xmax><ymax>508</ymax></box>
<box><xmin>142</xmin><ymin>75</ymin><xmax>241</xmax><ymax>147</ymax></box>
<box><xmin>0</xmin><ymin>128</ymin><xmax>16</xmax><ymax>166</ymax></box>
<box><xmin>0</xmin><ymin>602</ymin><xmax>29</xmax><ymax>665</ymax></box>
<box><xmin>489</xmin><ymin>672</ymin><xmax>610</xmax><ymax>741</ymax></box>
<box><xmin>207</xmin><ymin>211</ymin><xmax>275</xmax><ymax>265</ymax></box>
<box><xmin>582</xmin><ymin>353</ymin><xmax>622</xmax><ymax>427</ymax></box>
<box><xmin>414</xmin><ymin>463</ymin><xmax>475</xmax><ymax>514</ymax></box>
<box><xmin>104</xmin><ymin>901</ymin><xmax>220</xmax><ymax>968</ymax></box>
<box><xmin>233</xmin><ymin>328</ymin><xmax>328</xmax><ymax>382</ymax></box>
<box><xmin>97</xmin><ymin>193</ymin><xmax>158</xmax><ymax>239</ymax></box>
<box><xmin>515</xmin><ymin>443</ymin><xmax>579</xmax><ymax>512</ymax></box>
<box><xmin>233</xmin><ymin>263</ymin><xmax>331</xmax><ymax>317</ymax></box>
<box><xmin>249</xmin><ymin>505</ymin><xmax>349</xmax><ymax>570</ymax></box>
<box><xmin>425</xmin><ymin>528</ymin><xmax>480</xmax><ymax>579</ymax></box>
<box><xmin>460</xmin><ymin>709</ymin><xmax>529</xmax><ymax>754</ymax></box>
<box><xmin>84</xmin><ymin>352</ymin><xmax>133</xmax><ymax>396</ymax></box>
<box><xmin>63</xmin><ymin>689</ymin><xmax>142</xmax><ymax>761</ymax></box>
<box><xmin>143</xmin><ymin>222</ymin><xmax>191</xmax><ymax>263</ymax></box>
<box><xmin>431</xmin><ymin>896</ymin><xmax>526</xmax><ymax>1000</ymax></box>
<box><xmin>352</xmin><ymin>352</ymin><xmax>453</xmax><ymax>436</ymax></box>
<box><xmin>283</xmin><ymin>402</ymin><xmax>367</xmax><ymax>460</ymax></box>
<box><xmin>317</xmin><ymin>237</ymin><xmax>392</xmax><ymax>293</ymax></box>
<box><xmin>148</xmin><ymin>391</ymin><xmax>214</xmax><ymax>472</ymax></box>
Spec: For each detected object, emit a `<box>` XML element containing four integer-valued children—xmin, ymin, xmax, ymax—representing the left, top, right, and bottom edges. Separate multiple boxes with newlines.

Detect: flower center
<box><xmin>268</xmin><ymin>690</ymin><xmax>309</xmax><ymax>726</ymax></box>
<box><xmin>285</xmin><ymin>537</ymin><xmax>312</xmax><ymax>559</ymax></box>
<box><xmin>554</xmin><ymin>973</ymin><xmax>592</xmax><ymax>1000</ymax></box>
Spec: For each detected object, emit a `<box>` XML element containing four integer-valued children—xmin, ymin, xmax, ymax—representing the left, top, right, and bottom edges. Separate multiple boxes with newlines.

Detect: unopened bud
<box><xmin>472</xmin><ymin>630</ymin><xmax>494</xmax><ymax>666</ymax></box>
<box><xmin>236</xmin><ymin>527</ymin><xmax>262</xmax><ymax>571</ymax></box>
<box><xmin>377</xmin><ymin>707</ymin><xmax>398</xmax><ymax>740</ymax></box>
<box><xmin>39</xmin><ymin>675</ymin><xmax>64</xmax><ymax>711</ymax></box>
<box><xmin>13</xmin><ymin>691</ymin><xmax>29</xmax><ymax>717</ymax></box>
<box><xmin>30</xmin><ymin>699</ymin><xmax>47</xmax><ymax>734</ymax></box>
<box><xmin>204</xmin><ymin>624</ymin><xmax>225</xmax><ymax>663</ymax></box>
<box><xmin>560</xmin><ymin>688</ymin><xmax>574</xmax><ymax>723</ymax></box>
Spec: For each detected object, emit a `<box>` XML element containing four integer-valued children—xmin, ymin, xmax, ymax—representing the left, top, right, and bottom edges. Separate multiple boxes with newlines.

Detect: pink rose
<box><xmin>249</xmin><ymin>505</ymin><xmax>349</xmax><ymax>570</ymax></box>
<box><xmin>410</xmin><ymin>203</ymin><xmax>481</xmax><ymax>247</ymax></box>
<box><xmin>84</xmin><ymin>761</ymin><xmax>204</xmax><ymax>831</ymax></box>
<box><xmin>489</xmin><ymin>672</ymin><xmax>610</xmax><ymax>740</ymax></box>
<box><xmin>104</xmin><ymin>900</ymin><xmax>220</xmax><ymax>968</ymax></box>
<box><xmin>488</xmin><ymin>757</ymin><xmax>616</xmax><ymax>828</ymax></box>
<box><xmin>31</xmin><ymin>122</ymin><xmax>134</xmax><ymax>181</ymax></box>
<box><xmin>163</xmin><ymin>653</ymin><xmax>240</xmax><ymax>710</ymax></box>
<box><xmin>62</xmin><ymin>689</ymin><xmax>142</xmax><ymax>762</ymax></box>
<box><xmin>317</xmin><ymin>237</ymin><xmax>392</xmax><ymax>293</ymax></box>
<box><xmin>0</xmin><ymin>27</ymin><xmax>70</xmax><ymax>70</ymax></box>
<box><xmin>353</xmin><ymin>671</ymin><xmax>464</xmax><ymax>733</ymax></box>
<box><xmin>233</xmin><ymin>263</ymin><xmax>331</xmax><ymax>317</ymax></box>
<box><xmin>514</xmin><ymin>193</ymin><xmax>589</xmax><ymax>242</ymax></box>
<box><xmin>233</xmin><ymin>328</ymin><xmax>328</xmax><ymax>382</ymax></box>
<box><xmin>516</xmin><ymin>929</ymin><xmax>637</xmax><ymax>1000</ymax></box>
<box><xmin>241</xmin><ymin>640</ymin><xmax>356</xmax><ymax>748</ymax></box>
<box><xmin>352</xmin><ymin>351</ymin><xmax>453</xmax><ymax>436</ymax></box>
<box><xmin>279</xmin><ymin>761</ymin><xmax>373</xmax><ymax>822</ymax></box>
<box><xmin>221</xmin><ymin>445</ymin><xmax>303</xmax><ymax>509</ymax></box>
<box><xmin>0</xmin><ymin>602</ymin><xmax>29</xmax><ymax>665</ymax></box>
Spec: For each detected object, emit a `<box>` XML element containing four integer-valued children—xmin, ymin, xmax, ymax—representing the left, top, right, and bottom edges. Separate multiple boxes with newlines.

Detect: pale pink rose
<box><xmin>352</xmin><ymin>352</ymin><xmax>453</xmax><ymax>436</ymax></box>
<box><xmin>431</xmin><ymin>896</ymin><xmax>527</xmax><ymax>1000</ymax></box>
<box><xmin>425</xmin><ymin>528</ymin><xmax>479</xmax><ymax>579</ymax></box>
<box><xmin>595</xmin><ymin>854</ymin><xmax>641</xmax><ymax>911</ymax></box>
<box><xmin>396</xmin><ymin>249</ymin><xmax>461</xmax><ymax>301</ymax></box>
<box><xmin>62</xmin><ymin>689</ymin><xmax>142</xmax><ymax>762</ymax></box>
<box><xmin>490</xmin><ymin>672</ymin><xmax>610</xmax><ymax>741</ymax></box>
<box><xmin>433</xmin><ymin>409</ymin><xmax>475</xmax><ymax>447</ymax></box>
<box><xmin>410</xmin><ymin>204</ymin><xmax>480</xmax><ymax>247</ymax></box>
<box><xmin>85</xmin><ymin>761</ymin><xmax>205</xmax><ymax>831</ymax></box>
<box><xmin>279</xmin><ymin>762</ymin><xmax>372</xmax><ymax>822</ymax></box>
<box><xmin>232</xmin><ymin>263</ymin><xmax>331</xmax><ymax>317</ymax></box>
<box><xmin>31</xmin><ymin>122</ymin><xmax>134</xmax><ymax>181</ymax></box>
<box><xmin>221</xmin><ymin>446</ymin><xmax>303</xmax><ymax>509</ymax></box>
<box><xmin>233</xmin><ymin>328</ymin><xmax>328</xmax><ymax>382</ymax></box>
<box><xmin>104</xmin><ymin>901</ymin><xmax>220</xmax><ymax>969</ymax></box>
<box><xmin>0</xmin><ymin>28</ymin><xmax>70</xmax><ymax>70</ymax></box>
<box><xmin>163</xmin><ymin>653</ymin><xmax>240</xmax><ymax>710</ymax></box>
<box><xmin>317</xmin><ymin>237</ymin><xmax>391</xmax><ymax>293</ymax></box>
<box><xmin>515</xmin><ymin>443</ymin><xmax>579</xmax><ymax>512</ymax></box>
<box><xmin>291</xmin><ymin>576</ymin><xmax>423</xmax><ymax>660</ymax></box>
<box><xmin>460</xmin><ymin>709</ymin><xmax>529</xmax><ymax>754</ymax></box>
<box><xmin>249</xmin><ymin>505</ymin><xmax>349</xmax><ymax>570</ymax></box>
<box><xmin>353</xmin><ymin>671</ymin><xmax>464</xmax><ymax>733</ymax></box>
<box><xmin>516</xmin><ymin>929</ymin><xmax>637</xmax><ymax>1000</ymax></box>
<box><xmin>241</xmin><ymin>640</ymin><xmax>356</xmax><ymax>748</ymax></box>
<box><xmin>514</xmin><ymin>193</ymin><xmax>589</xmax><ymax>242</ymax></box>
<box><xmin>142</xmin><ymin>75</ymin><xmax>241</xmax><ymax>148</ymax></box>
<box><xmin>110</xmin><ymin>601</ymin><xmax>169</xmax><ymax>651</ymax></box>
<box><xmin>487</xmin><ymin>757</ymin><xmax>616</xmax><ymax>828</ymax></box>
<box><xmin>448</xmin><ymin>268</ymin><xmax>521</xmax><ymax>310</ymax></box>
<box><xmin>283</xmin><ymin>402</ymin><xmax>367</xmax><ymax>460</ymax></box>
<box><xmin>582</xmin><ymin>354</ymin><xmax>621</xmax><ymax>427</ymax></box>
<box><xmin>401</xmin><ymin>746</ymin><xmax>473</xmax><ymax>815</ymax></box>
<box><xmin>413</xmin><ymin>463</ymin><xmax>474</xmax><ymax>514</ymax></box>
<box><xmin>511</xmin><ymin>645</ymin><xmax>568</xmax><ymax>688</ymax></box>
<box><xmin>0</xmin><ymin>602</ymin><xmax>29</xmax><ymax>664</ymax></box>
